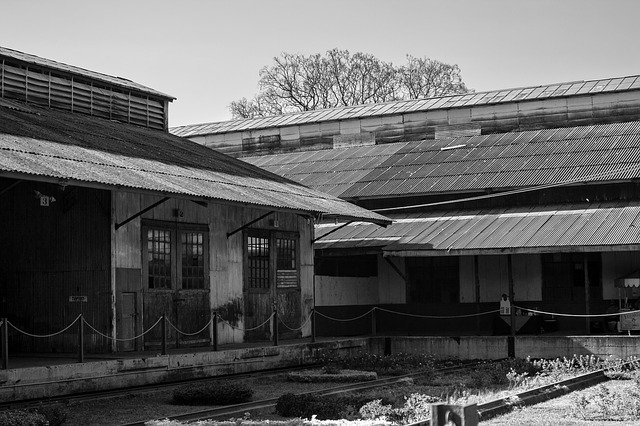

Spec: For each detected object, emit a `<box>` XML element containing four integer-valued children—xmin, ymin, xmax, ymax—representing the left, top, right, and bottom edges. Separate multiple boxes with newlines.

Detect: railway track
<box><xmin>0</xmin><ymin>364</ymin><xmax>315</xmax><ymax>411</ymax></box>
<box><xmin>123</xmin><ymin>361</ymin><xmax>482</xmax><ymax>426</ymax></box>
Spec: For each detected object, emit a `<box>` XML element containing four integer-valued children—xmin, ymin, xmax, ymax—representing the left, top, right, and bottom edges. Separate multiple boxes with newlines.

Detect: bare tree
<box><xmin>399</xmin><ymin>55</ymin><xmax>468</xmax><ymax>99</ymax></box>
<box><xmin>230</xmin><ymin>49</ymin><xmax>470</xmax><ymax>119</ymax></box>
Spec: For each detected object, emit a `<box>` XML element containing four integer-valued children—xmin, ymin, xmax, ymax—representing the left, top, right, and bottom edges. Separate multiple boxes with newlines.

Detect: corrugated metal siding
<box><xmin>1</xmin><ymin>58</ymin><xmax>168</xmax><ymax>130</ymax></box>
<box><xmin>0</xmin><ymin>46</ymin><xmax>172</xmax><ymax>99</ymax></box>
<box><xmin>314</xmin><ymin>203</ymin><xmax>640</xmax><ymax>253</ymax></box>
<box><xmin>0</xmin><ymin>101</ymin><xmax>389</xmax><ymax>225</ymax></box>
<box><xmin>172</xmin><ymin>75</ymin><xmax>640</xmax><ymax>137</ymax></box>
<box><xmin>243</xmin><ymin>121</ymin><xmax>640</xmax><ymax>199</ymax></box>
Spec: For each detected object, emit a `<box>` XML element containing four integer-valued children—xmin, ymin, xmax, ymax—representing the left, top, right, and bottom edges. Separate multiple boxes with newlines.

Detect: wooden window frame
<box><xmin>243</xmin><ymin>230</ymin><xmax>300</xmax><ymax>293</ymax></box>
<box><xmin>142</xmin><ymin>219</ymin><xmax>210</xmax><ymax>292</ymax></box>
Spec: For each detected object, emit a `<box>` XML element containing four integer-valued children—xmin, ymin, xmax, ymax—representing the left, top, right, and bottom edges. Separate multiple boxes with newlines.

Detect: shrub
<box><xmin>275</xmin><ymin>393</ymin><xmax>366</xmax><ymax>420</ymax></box>
<box><xmin>172</xmin><ymin>381</ymin><xmax>253</xmax><ymax>405</ymax></box>
<box><xmin>0</xmin><ymin>409</ymin><xmax>48</xmax><ymax>426</ymax></box>
<box><xmin>359</xmin><ymin>393</ymin><xmax>440</xmax><ymax>423</ymax></box>
<box><xmin>315</xmin><ymin>351</ymin><xmax>435</xmax><ymax>376</ymax></box>
<box><xmin>31</xmin><ymin>404</ymin><xmax>67</xmax><ymax>426</ymax></box>
<box><xmin>395</xmin><ymin>393</ymin><xmax>439</xmax><ymax>424</ymax></box>
<box><xmin>321</xmin><ymin>363</ymin><xmax>342</xmax><ymax>374</ymax></box>
<box><xmin>570</xmin><ymin>383</ymin><xmax>640</xmax><ymax>421</ymax></box>
<box><xmin>359</xmin><ymin>399</ymin><xmax>393</xmax><ymax>421</ymax></box>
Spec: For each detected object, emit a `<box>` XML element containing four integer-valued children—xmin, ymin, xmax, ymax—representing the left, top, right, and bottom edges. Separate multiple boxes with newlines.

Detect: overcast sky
<box><xmin>2</xmin><ymin>0</ymin><xmax>639</xmax><ymax>127</ymax></box>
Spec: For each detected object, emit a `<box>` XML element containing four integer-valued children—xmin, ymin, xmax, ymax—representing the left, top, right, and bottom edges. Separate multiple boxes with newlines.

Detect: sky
<box><xmin>2</xmin><ymin>0</ymin><xmax>639</xmax><ymax>127</ymax></box>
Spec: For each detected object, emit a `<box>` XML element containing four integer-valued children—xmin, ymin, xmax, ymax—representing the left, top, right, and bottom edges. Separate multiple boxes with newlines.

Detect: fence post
<box><xmin>77</xmin><ymin>314</ymin><xmax>84</xmax><ymax>363</ymax></box>
<box><xmin>273</xmin><ymin>306</ymin><xmax>279</xmax><ymax>347</ymax></box>
<box><xmin>431</xmin><ymin>403</ymin><xmax>478</xmax><ymax>426</ymax></box>
<box><xmin>161</xmin><ymin>314</ymin><xmax>167</xmax><ymax>356</ymax></box>
<box><xmin>1</xmin><ymin>318</ymin><xmax>8</xmax><ymax>370</ymax></box>
<box><xmin>212</xmin><ymin>312</ymin><xmax>218</xmax><ymax>352</ymax></box>
<box><xmin>371</xmin><ymin>307</ymin><xmax>377</xmax><ymax>336</ymax></box>
<box><xmin>311</xmin><ymin>308</ymin><xmax>316</xmax><ymax>343</ymax></box>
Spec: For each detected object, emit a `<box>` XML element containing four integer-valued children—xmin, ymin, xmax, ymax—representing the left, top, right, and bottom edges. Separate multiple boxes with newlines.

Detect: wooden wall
<box><xmin>459</xmin><ymin>255</ymin><xmax>542</xmax><ymax>303</ymax></box>
<box><xmin>189</xmin><ymin>91</ymin><xmax>640</xmax><ymax>157</ymax></box>
<box><xmin>0</xmin><ymin>179</ymin><xmax>111</xmax><ymax>353</ymax></box>
<box><xmin>113</xmin><ymin>191</ymin><xmax>314</xmax><ymax>347</ymax></box>
<box><xmin>315</xmin><ymin>254</ymin><xmax>406</xmax><ymax>306</ymax></box>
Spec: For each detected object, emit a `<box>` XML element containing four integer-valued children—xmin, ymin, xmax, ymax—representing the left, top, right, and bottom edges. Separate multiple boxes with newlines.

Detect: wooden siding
<box><xmin>0</xmin><ymin>58</ymin><xmax>167</xmax><ymax>130</ymax></box>
<box><xmin>459</xmin><ymin>255</ymin><xmax>542</xmax><ymax>303</ymax></box>
<box><xmin>113</xmin><ymin>192</ymin><xmax>315</xmax><ymax>346</ymax></box>
<box><xmin>0</xmin><ymin>179</ymin><xmax>111</xmax><ymax>353</ymax></box>
<box><xmin>315</xmin><ymin>254</ymin><xmax>405</xmax><ymax>306</ymax></box>
<box><xmin>190</xmin><ymin>91</ymin><xmax>640</xmax><ymax>157</ymax></box>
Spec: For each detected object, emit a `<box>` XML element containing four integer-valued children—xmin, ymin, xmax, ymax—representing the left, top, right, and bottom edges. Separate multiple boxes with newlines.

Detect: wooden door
<box><xmin>244</xmin><ymin>231</ymin><xmax>301</xmax><ymax>341</ymax></box>
<box><xmin>141</xmin><ymin>221</ymin><xmax>211</xmax><ymax>348</ymax></box>
<box><xmin>274</xmin><ymin>234</ymin><xmax>301</xmax><ymax>339</ymax></box>
<box><xmin>120</xmin><ymin>292</ymin><xmax>137</xmax><ymax>351</ymax></box>
<box><xmin>176</xmin><ymin>291</ymin><xmax>210</xmax><ymax>346</ymax></box>
<box><xmin>244</xmin><ymin>232</ymin><xmax>272</xmax><ymax>341</ymax></box>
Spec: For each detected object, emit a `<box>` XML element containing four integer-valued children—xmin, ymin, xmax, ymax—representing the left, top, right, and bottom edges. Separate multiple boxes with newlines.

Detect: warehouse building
<box><xmin>174</xmin><ymin>76</ymin><xmax>640</xmax><ymax>335</ymax></box>
<box><xmin>0</xmin><ymin>46</ymin><xmax>388</xmax><ymax>354</ymax></box>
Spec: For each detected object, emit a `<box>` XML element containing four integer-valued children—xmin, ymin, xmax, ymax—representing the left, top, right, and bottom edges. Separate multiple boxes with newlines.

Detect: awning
<box><xmin>615</xmin><ymin>271</ymin><xmax>640</xmax><ymax>288</ymax></box>
<box><xmin>0</xmin><ymin>99</ymin><xmax>390</xmax><ymax>226</ymax></box>
<box><xmin>314</xmin><ymin>202</ymin><xmax>640</xmax><ymax>255</ymax></box>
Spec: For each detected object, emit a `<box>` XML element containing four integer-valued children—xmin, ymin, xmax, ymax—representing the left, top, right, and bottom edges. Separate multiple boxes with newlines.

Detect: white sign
<box><xmin>69</xmin><ymin>295</ymin><xmax>88</xmax><ymax>302</ymax></box>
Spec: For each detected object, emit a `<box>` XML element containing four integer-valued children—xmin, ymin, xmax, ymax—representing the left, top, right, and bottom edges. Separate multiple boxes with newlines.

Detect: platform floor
<box><xmin>2</xmin><ymin>335</ymin><xmax>341</xmax><ymax>370</ymax></box>
<box><xmin>4</xmin><ymin>331</ymin><xmax>636</xmax><ymax>370</ymax></box>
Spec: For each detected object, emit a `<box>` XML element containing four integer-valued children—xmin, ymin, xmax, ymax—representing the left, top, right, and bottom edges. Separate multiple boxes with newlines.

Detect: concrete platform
<box><xmin>3</xmin><ymin>334</ymin><xmax>640</xmax><ymax>403</ymax></box>
<box><xmin>385</xmin><ymin>334</ymin><xmax>640</xmax><ymax>360</ymax></box>
<box><xmin>0</xmin><ymin>337</ymin><xmax>370</xmax><ymax>403</ymax></box>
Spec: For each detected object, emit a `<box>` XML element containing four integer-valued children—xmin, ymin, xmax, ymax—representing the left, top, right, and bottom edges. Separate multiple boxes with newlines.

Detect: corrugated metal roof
<box><xmin>171</xmin><ymin>75</ymin><xmax>640</xmax><ymax>137</ymax></box>
<box><xmin>0</xmin><ymin>99</ymin><xmax>389</xmax><ymax>225</ymax></box>
<box><xmin>314</xmin><ymin>202</ymin><xmax>640</xmax><ymax>254</ymax></box>
<box><xmin>242</xmin><ymin>121</ymin><xmax>640</xmax><ymax>199</ymax></box>
<box><xmin>0</xmin><ymin>46</ymin><xmax>174</xmax><ymax>100</ymax></box>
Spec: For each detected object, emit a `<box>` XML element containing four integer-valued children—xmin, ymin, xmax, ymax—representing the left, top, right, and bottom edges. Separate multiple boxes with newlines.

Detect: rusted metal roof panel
<box><xmin>0</xmin><ymin>100</ymin><xmax>389</xmax><ymax>225</ymax></box>
<box><xmin>315</xmin><ymin>203</ymin><xmax>640</xmax><ymax>252</ymax></box>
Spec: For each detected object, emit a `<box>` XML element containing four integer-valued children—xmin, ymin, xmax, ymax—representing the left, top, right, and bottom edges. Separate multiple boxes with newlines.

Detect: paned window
<box><xmin>147</xmin><ymin>229</ymin><xmax>172</xmax><ymax>289</ymax></box>
<box><xmin>245</xmin><ymin>231</ymin><xmax>299</xmax><ymax>290</ymax></box>
<box><xmin>248</xmin><ymin>236</ymin><xmax>270</xmax><ymax>289</ymax></box>
<box><xmin>181</xmin><ymin>232</ymin><xmax>205</xmax><ymax>289</ymax></box>
<box><xmin>276</xmin><ymin>237</ymin><xmax>297</xmax><ymax>288</ymax></box>
<box><xmin>143</xmin><ymin>221</ymin><xmax>208</xmax><ymax>290</ymax></box>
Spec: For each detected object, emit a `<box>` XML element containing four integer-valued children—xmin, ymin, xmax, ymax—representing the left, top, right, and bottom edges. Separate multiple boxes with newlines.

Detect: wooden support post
<box><xmin>161</xmin><ymin>315</ymin><xmax>167</xmax><ymax>355</ymax></box>
<box><xmin>1</xmin><ymin>318</ymin><xmax>8</xmax><ymax>370</ymax></box>
<box><xmin>431</xmin><ymin>403</ymin><xmax>478</xmax><ymax>426</ymax></box>
<box><xmin>474</xmin><ymin>255</ymin><xmax>481</xmax><ymax>334</ymax></box>
<box><xmin>584</xmin><ymin>257</ymin><xmax>591</xmax><ymax>334</ymax></box>
<box><xmin>212</xmin><ymin>312</ymin><xmax>218</xmax><ymax>352</ymax></box>
<box><xmin>371</xmin><ymin>308</ymin><xmax>377</xmax><ymax>336</ymax></box>
<box><xmin>273</xmin><ymin>306</ymin><xmax>279</xmax><ymax>347</ymax></box>
<box><xmin>311</xmin><ymin>308</ymin><xmax>316</xmax><ymax>343</ymax></box>
<box><xmin>78</xmin><ymin>315</ymin><xmax>85</xmax><ymax>363</ymax></box>
<box><xmin>507</xmin><ymin>255</ymin><xmax>515</xmax><ymax>358</ymax></box>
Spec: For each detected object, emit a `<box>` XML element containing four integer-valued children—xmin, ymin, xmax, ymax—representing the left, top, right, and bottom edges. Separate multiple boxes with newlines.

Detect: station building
<box><xmin>0</xmin><ymin>46</ymin><xmax>388</xmax><ymax>354</ymax></box>
<box><xmin>173</xmin><ymin>75</ymin><xmax>640</xmax><ymax>335</ymax></box>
